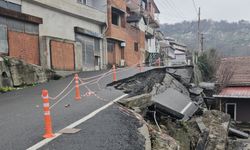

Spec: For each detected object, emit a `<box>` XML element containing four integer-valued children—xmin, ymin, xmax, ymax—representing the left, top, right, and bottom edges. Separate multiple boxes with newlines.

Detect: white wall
<box><xmin>147</xmin><ymin>38</ymin><xmax>156</xmax><ymax>53</ymax></box>
<box><xmin>89</xmin><ymin>0</ymin><xmax>107</xmax><ymax>12</ymax></box>
<box><xmin>22</xmin><ymin>1</ymin><xmax>104</xmax><ymax>41</ymax></box>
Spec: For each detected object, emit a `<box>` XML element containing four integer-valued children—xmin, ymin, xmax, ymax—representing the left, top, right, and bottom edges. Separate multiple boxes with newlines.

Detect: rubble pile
<box><xmin>0</xmin><ymin>56</ymin><xmax>58</xmax><ymax>89</ymax></box>
<box><xmin>113</xmin><ymin>66</ymin><xmax>247</xmax><ymax>150</ymax></box>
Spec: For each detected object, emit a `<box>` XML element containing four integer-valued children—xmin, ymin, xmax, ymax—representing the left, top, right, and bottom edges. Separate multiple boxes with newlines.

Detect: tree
<box><xmin>197</xmin><ymin>49</ymin><xmax>220</xmax><ymax>82</ymax></box>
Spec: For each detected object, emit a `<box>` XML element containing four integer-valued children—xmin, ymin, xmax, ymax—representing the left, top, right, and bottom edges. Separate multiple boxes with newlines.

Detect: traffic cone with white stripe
<box><xmin>42</xmin><ymin>90</ymin><xmax>54</xmax><ymax>138</ymax></box>
<box><xmin>74</xmin><ymin>74</ymin><xmax>81</xmax><ymax>100</ymax></box>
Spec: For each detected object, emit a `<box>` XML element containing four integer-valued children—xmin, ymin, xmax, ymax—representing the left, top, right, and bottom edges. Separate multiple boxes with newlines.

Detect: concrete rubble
<box><xmin>113</xmin><ymin>66</ymin><xmax>246</xmax><ymax>150</ymax></box>
<box><xmin>0</xmin><ymin>56</ymin><xmax>58</xmax><ymax>89</ymax></box>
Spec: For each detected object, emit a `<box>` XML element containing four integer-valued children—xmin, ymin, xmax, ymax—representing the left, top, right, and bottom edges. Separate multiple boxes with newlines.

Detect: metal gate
<box><xmin>75</xmin><ymin>34</ymin><xmax>95</xmax><ymax>70</ymax></box>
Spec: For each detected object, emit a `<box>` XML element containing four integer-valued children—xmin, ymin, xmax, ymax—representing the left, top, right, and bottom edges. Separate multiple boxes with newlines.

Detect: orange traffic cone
<box><xmin>113</xmin><ymin>65</ymin><xmax>117</xmax><ymax>82</ymax></box>
<box><xmin>74</xmin><ymin>74</ymin><xmax>81</xmax><ymax>100</ymax></box>
<box><xmin>42</xmin><ymin>90</ymin><xmax>54</xmax><ymax>138</ymax></box>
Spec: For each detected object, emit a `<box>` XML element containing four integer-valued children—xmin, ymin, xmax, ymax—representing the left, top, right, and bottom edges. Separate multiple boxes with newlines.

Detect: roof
<box><xmin>153</xmin><ymin>88</ymin><xmax>198</xmax><ymax>120</ymax></box>
<box><xmin>217</xmin><ymin>57</ymin><xmax>250</xmax><ymax>86</ymax></box>
<box><xmin>213</xmin><ymin>87</ymin><xmax>250</xmax><ymax>98</ymax></box>
<box><xmin>151</xmin><ymin>0</ymin><xmax>160</xmax><ymax>13</ymax></box>
<box><xmin>175</xmin><ymin>50</ymin><xmax>185</xmax><ymax>55</ymax></box>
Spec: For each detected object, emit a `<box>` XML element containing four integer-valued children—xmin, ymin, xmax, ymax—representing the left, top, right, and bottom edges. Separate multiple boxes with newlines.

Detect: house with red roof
<box><xmin>214</xmin><ymin>56</ymin><xmax>250</xmax><ymax>122</ymax></box>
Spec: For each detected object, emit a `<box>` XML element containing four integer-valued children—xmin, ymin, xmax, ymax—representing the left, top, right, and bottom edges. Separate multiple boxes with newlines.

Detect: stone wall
<box><xmin>0</xmin><ymin>56</ymin><xmax>55</xmax><ymax>88</ymax></box>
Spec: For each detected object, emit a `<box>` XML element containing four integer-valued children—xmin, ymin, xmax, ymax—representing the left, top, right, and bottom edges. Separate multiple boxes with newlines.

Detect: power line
<box><xmin>160</xmin><ymin>0</ymin><xmax>188</xmax><ymax>20</ymax></box>
<box><xmin>191</xmin><ymin>0</ymin><xmax>198</xmax><ymax>15</ymax></box>
<box><xmin>168</xmin><ymin>0</ymin><xmax>188</xmax><ymax>18</ymax></box>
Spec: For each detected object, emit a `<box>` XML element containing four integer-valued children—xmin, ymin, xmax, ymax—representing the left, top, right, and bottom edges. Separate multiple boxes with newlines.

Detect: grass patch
<box><xmin>0</xmin><ymin>87</ymin><xmax>16</xmax><ymax>93</ymax></box>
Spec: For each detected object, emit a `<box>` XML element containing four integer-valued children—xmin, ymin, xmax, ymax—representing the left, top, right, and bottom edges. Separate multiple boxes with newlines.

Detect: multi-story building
<box><xmin>166</xmin><ymin>37</ymin><xmax>188</xmax><ymax>66</ymax></box>
<box><xmin>0</xmin><ymin>0</ymin><xmax>107</xmax><ymax>71</ymax></box>
<box><xmin>159</xmin><ymin>38</ymin><xmax>175</xmax><ymax>66</ymax></box>
<box><xmin>106</xmin><ymin>0</ymin><xmax>160</xmax><ymax>67</ymax></box>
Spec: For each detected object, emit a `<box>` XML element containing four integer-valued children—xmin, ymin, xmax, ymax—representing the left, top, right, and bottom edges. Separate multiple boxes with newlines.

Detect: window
<box><xmin>111</xmin><ymin>7</ymin><xmax>125</xmax><ymax>27</ymax></box>
<box><xmin>77</xmin><ymin>0</ymin><xmax>86</xmax><ymax>5</ymax></box>
<box><xmin>226</xmin><ymin>103</ymin><xmax>236</xmax><ymax>120</ymax></box>
<box><xmin>134</xmin><ymin>42</ymin><xmax>139</xmax><ymax>51</ymax></box>
<box><xmin>112</xmin><ymin>11</ymin><xmax>120</xmax><ymax>26</ymax></box>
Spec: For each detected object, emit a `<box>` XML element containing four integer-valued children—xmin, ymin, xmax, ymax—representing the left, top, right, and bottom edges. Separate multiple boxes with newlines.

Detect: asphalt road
<box><xmin>0</xmin><ymin>66</ymin><xmax>156</xmax><ymax>150</ymax></box>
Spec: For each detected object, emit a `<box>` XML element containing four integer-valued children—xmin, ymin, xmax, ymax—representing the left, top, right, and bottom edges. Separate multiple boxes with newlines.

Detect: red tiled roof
<box><xmin>217</xmin><ymin>56</ymin><xmax>250</xmax><ymax>85</ymax></box>
<box><xmin>214</xmin><ymin>87</ymin><xmax>250</xmax><ymax>98</ymax></box>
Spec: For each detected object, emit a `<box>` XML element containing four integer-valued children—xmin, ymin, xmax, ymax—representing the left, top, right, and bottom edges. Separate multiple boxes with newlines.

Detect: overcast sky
<box><xmin>155</xmin><ymin>0</ymin><xmax>250</xmax><ymax>24</ymax></box>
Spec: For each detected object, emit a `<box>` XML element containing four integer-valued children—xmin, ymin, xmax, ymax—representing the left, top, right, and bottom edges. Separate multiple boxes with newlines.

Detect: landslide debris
<box><xmin>113</xmin><ymin>66</ymin><xmax>238</xmax><ymax>150</ymax></box>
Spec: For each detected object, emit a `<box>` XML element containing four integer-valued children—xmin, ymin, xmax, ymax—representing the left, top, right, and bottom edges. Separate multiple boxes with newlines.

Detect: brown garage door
<box><xmin>8</xmin><ymin>31</ymin><xmax>40</xmax><ymax>65</ymax></box>
<box><xmin>50</xmin><ymin>40</ymin><xmax>75</xmax><ymax>71</ymax></box>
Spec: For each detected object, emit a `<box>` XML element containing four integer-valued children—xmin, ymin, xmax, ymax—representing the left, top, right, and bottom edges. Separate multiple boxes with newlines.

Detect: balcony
<box><xmin>149</xmin><ymin>14</ymin><xmax>160</xmax><ymax>28</ymax></box>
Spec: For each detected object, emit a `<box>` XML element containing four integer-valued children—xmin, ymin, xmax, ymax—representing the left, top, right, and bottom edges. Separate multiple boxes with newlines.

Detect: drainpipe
<box><xmin>101</xmin><ymin>3</ymin><xmax>110</xmax><ymax>69</ymax></box>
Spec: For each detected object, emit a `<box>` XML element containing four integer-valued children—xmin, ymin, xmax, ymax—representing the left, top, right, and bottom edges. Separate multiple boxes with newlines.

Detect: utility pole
<box><xmin>201</xmin><ymin>33</ymin><xmax>204</xmax><ymax>52</ymax></box>
<box><xmin>194</xmin><ymin>7</ymin><xmax>201</xmax><ymax>64</ymax></box>
<box><xmin>197</xmin><ymin>7</ymin><xmax>201</xmax><ymax>53</ymax></box>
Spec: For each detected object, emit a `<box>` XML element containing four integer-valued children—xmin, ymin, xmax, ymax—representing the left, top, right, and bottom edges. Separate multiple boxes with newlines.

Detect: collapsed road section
<box><xmin>110</xmin><ymin>65</ymin><xmax>249</xmax><ymax>150</ymax></box>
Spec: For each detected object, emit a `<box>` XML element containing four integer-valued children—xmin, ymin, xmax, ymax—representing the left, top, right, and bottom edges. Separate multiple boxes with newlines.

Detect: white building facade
<box><xmin>1</xmin><ymin>0</ymin><xmax>107</xmax><ymax>71</ymax></box>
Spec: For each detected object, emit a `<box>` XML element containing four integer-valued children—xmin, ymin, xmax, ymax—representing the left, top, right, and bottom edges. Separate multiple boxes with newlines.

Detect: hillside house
<box><xmin>214</xmin><ymin>57</ymin><xmax>250</xmax><ymax>122</ymax></box>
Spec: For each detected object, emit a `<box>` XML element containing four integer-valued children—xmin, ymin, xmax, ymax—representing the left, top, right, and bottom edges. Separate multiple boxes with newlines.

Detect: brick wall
<box><xmin>50</xmin><ymin>40</ymin><xmax>75</xmax><ymax>71</ymax></box>
<box><xmin>8</xmin><ymin>31</ymin><xmax>40</xmax><ymax>65</ymax></box>
<box><xmin>125</xmin><ymin>28</ymin><xmax>145</xmax><ymax>66</ymax></box>
<box><xmin>106</xmin><ymin>0</ymin><xmax>146</xmax><ymax>67</ymax></box>
<box><xmin>107</xmin><ymin>0</ymin><xmax>126</xmax><ymax>11</ymax></box>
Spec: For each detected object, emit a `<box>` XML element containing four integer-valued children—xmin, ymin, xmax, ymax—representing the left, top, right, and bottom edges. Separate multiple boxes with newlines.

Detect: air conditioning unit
<box><xmin>120</xmin><ymin>59</ymin><xmax>125</xmax><ymax>67</ymax></box>
<box><xmin>120</xmin><ymin>42</ymin><xmax>126</xmax><ymax>47</ymax></box>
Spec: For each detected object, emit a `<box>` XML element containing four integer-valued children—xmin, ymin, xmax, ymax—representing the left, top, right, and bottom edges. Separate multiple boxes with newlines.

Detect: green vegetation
<box><xmin>160</xmin><ymin>20</ymin><xmax>250</xmax><ymax>57</ymax></box>
<box><xmin>0</xmin><ymin>87</ymin><xmax>16</xmax><ymax>93</ymax></box>
<box><xmin>197</xmin><ymin>49</ymin><xmax>220</xmax><ymax>81</ymax></box>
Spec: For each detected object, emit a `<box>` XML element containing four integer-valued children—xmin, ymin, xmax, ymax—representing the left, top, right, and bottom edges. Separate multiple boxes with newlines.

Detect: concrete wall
<box><xmin>0</xmin><ymin>0</ymin><xmax>21</xmax><ymax>11</ymax></box>
<box><xmin>87</xmin><ymin>0</ymin><xmax>107</xmax><ymax>12</ymax></box>
<box><xmin>50</xmin><ymin>40</ymin><xmax>75</xmax><ymax>71</ymax></box>
<box><xmin>21</xmin><ymin>1</ymin><xmax>104</xmax><ymax>41</ymax></box>
<box><xmin>0</xmin><ymin>25</ymin><xmax>8</xmax><ymax>54</ymax></box>
<box><xmin>21</xmin><ymin>0</ymin><xmax>107</xmax><ymax>71</ymax></box>
<box><xmin>39</xmin><ymin>36</ymin><xmax>78</xmax><ymax>71</ymax></box>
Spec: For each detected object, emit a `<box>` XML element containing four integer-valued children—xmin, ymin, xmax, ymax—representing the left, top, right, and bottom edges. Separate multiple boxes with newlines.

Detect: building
<box><xmin>0</xmin><ymin>0</ymin><xmax>107</xmax><ymax>71</ymax></box>
<box><xmin>214</xmin><ymin>57</ymin><xmax>250</xmax><ymax>122</ymax></box>
<box><xmin>106</xmin><ymin>0</ymin><xmax>160</xmax><ymax>67</ymax></box>
<box><xmin>166</xmin><ymin>38</ymin><xmax>188</xmax><ymax>66</ymax></box>
<box><xmin>159</xmin><ymin>39</ymin><xmax>175</xmax><ymax>66</ymax></box>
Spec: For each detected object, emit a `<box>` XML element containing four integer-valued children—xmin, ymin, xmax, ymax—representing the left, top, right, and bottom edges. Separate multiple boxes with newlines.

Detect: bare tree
<box><xmin>216</xmin><ymin>59</ymin><xmax>236</xmax><ymax>92</ymax></box>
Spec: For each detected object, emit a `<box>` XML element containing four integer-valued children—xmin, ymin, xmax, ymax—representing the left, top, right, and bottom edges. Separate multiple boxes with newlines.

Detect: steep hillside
<box><xmin>160</xmin><ymin>20</ymin><xmax>250</xmax><ymax>57</ymax></box>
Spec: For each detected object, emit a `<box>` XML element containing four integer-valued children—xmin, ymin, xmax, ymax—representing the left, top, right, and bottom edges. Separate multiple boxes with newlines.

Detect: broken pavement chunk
<box><xmin>189</xmin><ymin>87</ymin><xmax>203</xmax><ymax>95</ymax></box>
<box><xmin>152</xmin><ymin>88</ymin><xmax>198</xmax><ymax>121</ymax></box>
<box><xmin>59</xmin><ymin>128</ymin><xmax>81</xmax><ymax>134</ymax></box>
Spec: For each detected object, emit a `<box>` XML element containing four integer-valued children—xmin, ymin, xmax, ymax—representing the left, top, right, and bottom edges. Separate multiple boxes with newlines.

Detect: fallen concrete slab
<box><xmin>152</xmin><ymin>88</ymin><xmax>198</xmax><ymax>121</ymax></box>
<box><xmin>166</xmin><ymin>65</ymin><xmax>193</xmax><ymax>85</ymax></box>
